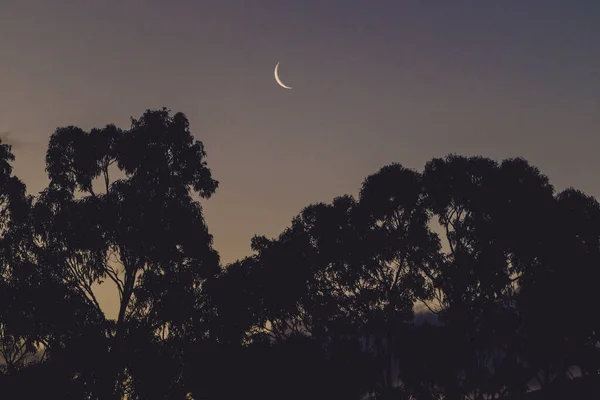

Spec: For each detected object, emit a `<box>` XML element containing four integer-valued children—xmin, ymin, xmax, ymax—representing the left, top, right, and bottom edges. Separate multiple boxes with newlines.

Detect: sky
<box><xmin>1</xmin><ymin>1</ymin><xmax>599</xmax><ymax>314</ymax></box>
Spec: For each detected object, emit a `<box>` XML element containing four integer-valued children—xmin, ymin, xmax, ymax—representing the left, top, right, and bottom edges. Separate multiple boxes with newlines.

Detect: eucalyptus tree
<box><xmin>208</xmin><ymin>164</ymin><xmax>442</xmax><ymax>399</ymax></box>
<box><xmin>421</xmin><ymin>155</ymin><xmax>556</xmax><ymax>399</ymax></box>
<box><xmin>30</xmin><ymin>108</ymin><xmax>219</xmax><ymax>398</ymax></box>
<box><xmin>0</xmin><ymin>137</ymin><xmax>37</xmax><ymax>375</ymax></box>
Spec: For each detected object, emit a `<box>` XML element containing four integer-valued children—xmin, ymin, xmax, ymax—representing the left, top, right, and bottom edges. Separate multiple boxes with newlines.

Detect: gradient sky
<box><xmin>1</xmin><ymin>1</ymin><xmax>599</xmax><ymax>314</ymax></box>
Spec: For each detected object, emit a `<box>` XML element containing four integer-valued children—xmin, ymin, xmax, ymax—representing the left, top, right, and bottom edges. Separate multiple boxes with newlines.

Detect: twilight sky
<box><xmin>1</xmin><ymin>1</ymin><xmax>599</xmax><ymax>273</ymax></box>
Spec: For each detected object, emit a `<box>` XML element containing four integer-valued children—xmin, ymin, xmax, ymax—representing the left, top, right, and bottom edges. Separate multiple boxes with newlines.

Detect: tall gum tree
<box><xmin>33</xmin><ymin>108</ymin><xmax>219</xmax><ymax>398</ymax></box>
<box><xmin>0</xmin><ymin>138</ymin><xmax>38</xmax><ymax>374</ymax></box>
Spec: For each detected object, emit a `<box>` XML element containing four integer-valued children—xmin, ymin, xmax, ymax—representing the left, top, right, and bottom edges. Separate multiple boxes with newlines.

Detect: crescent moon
<box><xmin>274</xmin><ymin>62</ymin><xmax>293</xmax><ymax>90</ymax></box>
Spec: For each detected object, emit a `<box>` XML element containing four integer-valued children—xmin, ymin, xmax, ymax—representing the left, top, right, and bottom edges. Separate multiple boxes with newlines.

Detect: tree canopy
<box><xmin>0</xmin><ymin>108</ymin><xmax>599</xmax><ymax>400</ymax></box>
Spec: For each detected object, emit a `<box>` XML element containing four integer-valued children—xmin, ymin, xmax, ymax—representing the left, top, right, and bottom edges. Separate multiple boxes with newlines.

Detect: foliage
<box><xmin>0</xmin><ymin>114</ymin><xmax>598</xmax><ymax>400</ymax></box>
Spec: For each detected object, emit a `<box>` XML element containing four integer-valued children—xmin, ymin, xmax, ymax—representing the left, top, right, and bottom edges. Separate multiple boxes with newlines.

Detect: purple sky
<box><xmin>1</xmin><ymin>1</ymin><xmax>599</xmax><ymax>274</ymax></box>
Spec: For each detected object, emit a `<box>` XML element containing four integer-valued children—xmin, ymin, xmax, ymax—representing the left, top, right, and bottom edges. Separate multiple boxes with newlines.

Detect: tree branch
<box><xmin>105</xmin><ymin>263</ymin><xmax>124</xmax><ymax>300</ymax></box>
<box><xmin>66</xmin><ymin>257</ymin><xmax>103</xmax><ymax>316</ymax></box>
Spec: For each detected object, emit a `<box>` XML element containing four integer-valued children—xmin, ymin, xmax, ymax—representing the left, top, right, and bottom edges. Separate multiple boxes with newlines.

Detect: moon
<box><xmin>274</xmin><ymin>62</ymin><xmax>293</xmax><ymax>90</ymax></box>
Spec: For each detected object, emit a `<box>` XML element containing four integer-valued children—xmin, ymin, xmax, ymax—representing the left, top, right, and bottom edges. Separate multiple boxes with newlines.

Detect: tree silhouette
<box><xmin>193</xmin><ymin>153</ymin><xmax>600</xmax><ymax>400</ymax></box>
<box><xmin>7</xmin><ymin>109</ymin><xmax>220</xmax><ymax>398</ymax></box>
<box><xmin>0</xmin><ymin>138</ymin><xmax>38</xmax><ymax>373</ymax></box>
<box><xmin>0</xmin><ymin>111</ymin><xmax>599</xmax><ymax>399</ymax></box>
<box><xmin>516</xmin><ymin>187</ymin><xmax>600</xmax><ymax>395</ymax></box>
